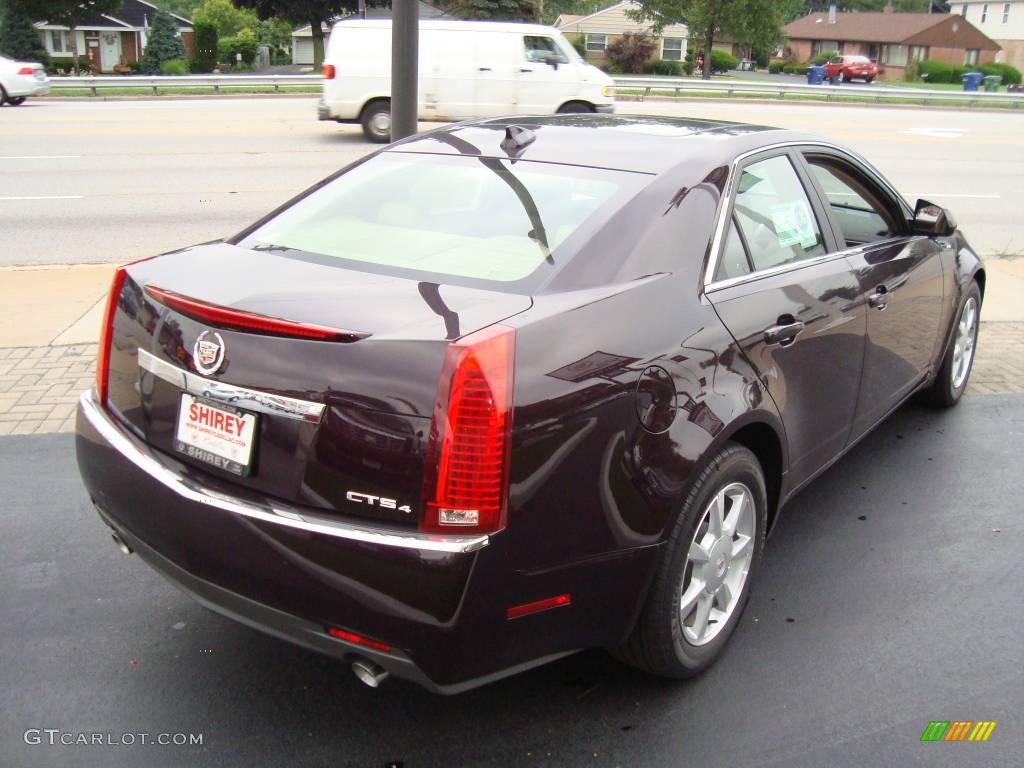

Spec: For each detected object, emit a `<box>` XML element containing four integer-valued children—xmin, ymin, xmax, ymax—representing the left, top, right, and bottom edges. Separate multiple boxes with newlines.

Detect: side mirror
<box><xmin>913</xmin><ymin>199</ymin><xmax>957</xmax><ymax>237</ymax></box>
<box><xmin>541</xmin><ymin>51</ymin><xmax>559</xmax><ymax>70</ymax></box>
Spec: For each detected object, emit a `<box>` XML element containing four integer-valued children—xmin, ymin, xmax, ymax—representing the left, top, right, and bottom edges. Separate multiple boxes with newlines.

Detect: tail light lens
<box><xmin>421</xmin><ymin>325</ymin><xmax>515</xmax><ymax>535</ymax></box>
<box><xmin>96</xmin><ymin>267</ymin><xmax>127</xmax><ymax>407</ymax></box>
<box><xmin>323</xmin><ymin>64</ymin><xmax>336</xmax><ymax>79</ymax></box>
<box><xmin>17</xmin><ymin>67</ymin><xmax>34</xmax><ymax>75</ymax></box>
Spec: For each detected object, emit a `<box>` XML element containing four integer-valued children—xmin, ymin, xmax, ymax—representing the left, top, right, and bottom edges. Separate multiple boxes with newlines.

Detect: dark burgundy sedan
<box><xmin>76</xmin><ymin>115</ymin><xmax>983</xmax><ymax>693</ymax></box>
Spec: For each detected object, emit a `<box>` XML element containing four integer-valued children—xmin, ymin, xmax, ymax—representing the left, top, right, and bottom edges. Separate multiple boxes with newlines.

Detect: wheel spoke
<box><xmin>708</xmin><ymin>492</ymin><xmax>725</xmax><ymax>538</ymax></box>
<box><xmin>692</xmin><ymin>593</ymin><xmax>713</xmax><ymax>641</ymax></box>
<box><xmin>722</xmin><ymin>490</ymin><xmax>745</xmax><ymax>539</ymax></box>
<box><xmin>715</xmin><ymin>583</ymin><xmax>733</xmax><ymax>612</ymax></box>
<box><xmin>680</xmin><ymin>579</ymin><xmax>704</xmax><ymax>617</ymax></box>
<box><xmin>731</xmin><ymin>534</ymin><xmax>753</xmax><ymax>562</ymax></box>
<box><xmin>688</xmin><ymin>540</ymin><xmax>711</xmax><ymax>564</ymax></box>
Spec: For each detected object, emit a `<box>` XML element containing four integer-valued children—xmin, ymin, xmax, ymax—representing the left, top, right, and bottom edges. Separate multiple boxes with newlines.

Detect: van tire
<box><xmin>360</xmin><ymin>100</ymin><xmax>392</xmax><ymax>143</ymax></box>
<box><xmin>556</xmin><ymin>101</ymin><xmax>595</xmax><ymax>114</ymax></box>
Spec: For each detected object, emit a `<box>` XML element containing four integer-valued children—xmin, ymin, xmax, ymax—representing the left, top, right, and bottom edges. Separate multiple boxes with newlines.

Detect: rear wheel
<box><xmin>360</xmin><ymin>100</ymin><xmax>391</xmax><ymax>143</ymax></box>
<box><xmin>615</xmin><ymin>443</ymin><xmax>766</xmax><ymax>678</ymax></box>
<box><xmin>925</xmin><ymin>281</ymin><xmax>981</xmax><ymax>407</ymax></box>
<box><xmin>0</xmin><ymin>85</ymin><xmax>8</xmax><ymax>105</ymax></box>
<box><xmin>8</xmin><ymin>96</ymin><xmax>26</xmax><ymax>106</ymax></box>
<box><xmin>556</xmin><ymin>101</ymin><xmax>595</xmax><ymax>114</ymax></box>
<box><xmin>865</xmin><ymin>77</ymin><xmax>875</xmax><ymax>84</ymax></box>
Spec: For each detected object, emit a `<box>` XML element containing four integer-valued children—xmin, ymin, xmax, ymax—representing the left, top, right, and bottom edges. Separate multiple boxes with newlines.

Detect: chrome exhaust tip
<box><xmin>111</xmin><ymin>532</ymin><xmax>133</xmax><ymax>555</ymax></box>
<box><xmin>351</xmin><ymin>657</ymin><xmax>389</xmax><ymax>688</ymax></box>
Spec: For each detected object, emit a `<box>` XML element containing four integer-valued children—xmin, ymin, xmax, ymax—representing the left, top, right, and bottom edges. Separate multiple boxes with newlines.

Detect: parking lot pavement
<box><xmin>1</xmin><ymin>395</ymin><xmax>1020</xmax><ymax>767</ymax></box>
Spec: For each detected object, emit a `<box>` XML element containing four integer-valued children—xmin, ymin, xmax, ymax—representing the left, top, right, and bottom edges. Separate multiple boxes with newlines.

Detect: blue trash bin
<box><xmin>962</xmin><ymin>71</ymin><xmax>984</xmax><ymax>91</ymax></box>
<box><xmin>806</xmin><ymin>65</ymin><xmax>826</xmax><ymax>85</ymax></box>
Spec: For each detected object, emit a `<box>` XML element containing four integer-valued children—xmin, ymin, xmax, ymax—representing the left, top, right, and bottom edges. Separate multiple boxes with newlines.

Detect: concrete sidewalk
<box><xmin>1</xmin><ymin>259</ymin><xmax>1022</xmax><ymax>436</ymax></box>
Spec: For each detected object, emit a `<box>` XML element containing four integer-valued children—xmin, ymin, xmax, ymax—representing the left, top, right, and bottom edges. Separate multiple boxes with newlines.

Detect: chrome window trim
<box><xmin>138</xmin><ymin>349</ymin><xmax>326</xmax><ymax>424</ymax></box>
<box><xmin>79</xmin><ymin>391</ymin><xmax>489</xmax><ymax>554</ymax></box>
<box><xmin>702</xmin><ymin>140</ymin><xmax>912</xmax><ymax>294</ymax></box>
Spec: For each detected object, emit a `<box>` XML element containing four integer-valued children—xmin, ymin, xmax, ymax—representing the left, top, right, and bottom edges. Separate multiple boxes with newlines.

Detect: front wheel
<box><xmin>925</xmin><ymin>281</ymin><xmax>981</xmax><ymax>407</ymax></box>
<box><xmin>865</xmin><ymin>77</ymin><xmax>875</xmax><ymax>84</ymax></box>
<box><xmin>360</xmin><ymin>100</ymin><xmax>391</xmax><ymax>143</ymax></box>
<box><xmin>615</xmin><ymin>443</ymin><xmax>767</xmax><ymax>678</ymax></box>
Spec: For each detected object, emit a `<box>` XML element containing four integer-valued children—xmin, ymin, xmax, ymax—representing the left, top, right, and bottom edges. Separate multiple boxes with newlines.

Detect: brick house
<box><xmin>782</xmin><ymin>7</ymin><xmax>1000</xmax><ymax>80</ymax></box>
<box><xmin>34</xmin><ymin>0</ymin><xmax>193</xmax><ymax>73</ymax></box>
<box><xmin>555</xmin><ymin>1</ymin><xmax>689</xmax><ymax>65</ymax></box>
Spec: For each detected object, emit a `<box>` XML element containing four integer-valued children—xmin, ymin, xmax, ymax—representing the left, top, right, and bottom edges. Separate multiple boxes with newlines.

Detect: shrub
<box><xmin>0</xmin><ymin>1</ymin><xmax>50</xmax><ymax>67</ymax></box>
<box><xmin>569</xmin><ymin>34</ymin><xmax>587</xmax><ymax>58</ymax></box>
<box><xmin>219</xmin><ymin>29</ymin><xmax>258</xmax><ymax>66</ymax></box>
<box><xmin>682</xmin><ymin>60</ymin><xmax>694</xmax><ymax>75</ymax></box>
<box><xmin>605</xmin><ymin>31</ymin><xmax>656</xmax><ymax>74</ymax></box>
<box><xmin>918</xmin><ymin>59</ymin><xmax>955</xmax><ymax>83</ymax></box>
<box><xmin>160</xmin><ymin>58</ymin><xmax>189</xmax><ymax>75</ymax></box>
<box><xmin>644</xmin><ymin>59</ymin><xmax>683</xmax><ymax>76</ymax></box>
<box><xmin>783</xmin><ymin>64</ymin><xmax>806</xmax><ymax>75</ymax></box>
<box><xmin>710</xmin><ymin>49</ymin><xmax>739</xmax><ymax>72</ymax></box>
<box><xmin>979</xmin><ymin>61</ymin><xmax>1022</xmax><ymax>85</ymax></box>
<box><xmin>140</xmin><ymin>10</ymin><xmax>187</xmax><ymax>74</ymax></box>
<box><xmin>768</xmin><ymin>61</ymin><xmax>784</xmax><ymax>74</ymax></box>
<box><xmin>813</xmin><ymin>50</ymin><xmax>839</xmax><ymax>65</ymax></box>
<box><xmin>193</xmin><ymin>21</ymin><xmax>218</xmax><ymax>73</ymax></box>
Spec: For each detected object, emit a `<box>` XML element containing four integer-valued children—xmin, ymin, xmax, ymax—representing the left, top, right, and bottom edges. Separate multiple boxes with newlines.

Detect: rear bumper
<box><xmin>7</xmin><ymin>78</ymin><xmax>49</xmax><ymax>97</ymax></box>
<box><xmin>76</xmin><ymin>391</ymin><xmax>657</xmax><ymax>691</ymax></box>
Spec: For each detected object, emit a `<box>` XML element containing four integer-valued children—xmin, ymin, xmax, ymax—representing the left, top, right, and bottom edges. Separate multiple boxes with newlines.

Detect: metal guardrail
<box><xmin>48</xmin><ymin>74</ymin><xmax>321</xmax><ymax>96</ymax></box>
<box><xmin>610</xmin><ymin>74</ymin><xmax>1024</xmax><ymax>107</ymax></box>
<box><xmin>48</xmin><ymin>73</ymin><xmax>1023</xmax><ymax>107</ymax></box>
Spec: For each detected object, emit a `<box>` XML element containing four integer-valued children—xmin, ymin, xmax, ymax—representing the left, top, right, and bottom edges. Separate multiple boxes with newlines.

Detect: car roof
<box><xmin>386</xmin><ymin>114</ymin><xmax>818</xmax><ymax>175</ymax></box>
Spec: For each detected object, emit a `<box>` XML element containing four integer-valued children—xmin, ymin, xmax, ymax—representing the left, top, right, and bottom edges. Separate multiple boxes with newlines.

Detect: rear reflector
<box><xmin>506</xmin><ymin>594</ymin><xmax>572</xmax><ymax>620</ymax></box>
<box><xmin>323</xmin><ymin>64</ymin><xmax>336</xmax><ymax>79</ymax></box>
<box><xmin>144</xmin><ymin>285</ymin><xmax>367</xmax><ymax>342</ymax></box>
<box><xmin>421</xmin><ymin>325</ymin><xmax>515</xmax><ymax>535</ymax></box>
<box><xmin>17</xmin><ymin>67</ymin><xmax>34</xmax><ymax>75</ymax></box>
<box><xmin>96</xmin><ymin>268</ymin><xmax>127</xmax><ymax>406</ymax></box>
<box><xmin>326</xmin><ymin>626</ymin><xmax>391</xmax><ymax>653</ymax></box>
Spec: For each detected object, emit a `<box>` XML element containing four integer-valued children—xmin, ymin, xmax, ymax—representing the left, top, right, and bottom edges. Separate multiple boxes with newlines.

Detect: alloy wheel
<box><xmin>951</xmin><ymin>296</ymin><xmax>978</xmax><ymax>390</ymax></box>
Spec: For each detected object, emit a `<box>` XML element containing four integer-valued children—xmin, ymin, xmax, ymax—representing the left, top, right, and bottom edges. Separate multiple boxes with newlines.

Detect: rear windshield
<box><xmin>238</xmin><ymin>152</ymin><xmax>648</xmax><ymax>293</ymax></box>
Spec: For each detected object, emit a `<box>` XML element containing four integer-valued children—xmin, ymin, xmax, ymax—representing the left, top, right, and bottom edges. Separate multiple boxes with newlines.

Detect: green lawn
<box><xmin>615</xmin><ymin>86</ymin><xmax>1021</xmax><ymax>109</ymax></box>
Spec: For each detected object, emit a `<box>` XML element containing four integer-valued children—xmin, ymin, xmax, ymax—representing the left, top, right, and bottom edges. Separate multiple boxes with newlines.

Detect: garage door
<box><xmin>293</xmin><ymin>38</ymin><xmax>313</xmax><ymax>65</ymax></box>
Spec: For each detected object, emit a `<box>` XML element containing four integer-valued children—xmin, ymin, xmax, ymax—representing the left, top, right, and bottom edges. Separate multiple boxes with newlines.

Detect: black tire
<box><xmin>865</xmin><ymin>77</ymin><xmax>875</xmax><ymax>84</ymax></box>
<box><xmin>0</xmin><ymin>85</ymin><xmax>8</xmax><ymax>105</ymax></box>
<box><xmin>8</xmin><ymin>96</ymin><xmax>26</xmax><ymax>106</ymax></box>
<box><xmin>556</xmin><ymin>101</ymin><xmax>595</xmax><ymax>114</ymax></box>
<box><xmin>924</xmin><ymin>280</ymin><xmax>981</xmax><ymax>407</ymax></box>
<box><xmin>615</xmin><ymin>443</ymin><xmax>767</xmax><ymax>678</ymax></box>
<box><xmin>360</xmin><ymin>99</ymin><xmax>391</xmax><ymax>143</ymax></box>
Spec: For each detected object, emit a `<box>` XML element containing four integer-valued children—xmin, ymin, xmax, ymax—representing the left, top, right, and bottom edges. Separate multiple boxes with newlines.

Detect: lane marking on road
<box><xmin>0</xmin><ymin>155</ymin><xmax>81</xmax><ymax>160</ymax></box>
<box><xmin>0</xmin><ymin>195</ymin><xmax>84</xmax><ymax>201</ymax></box>
<box><xmin>904</xmin><ymin>127</ymin><xmax>966</xmax><ymax>138</ymax></box>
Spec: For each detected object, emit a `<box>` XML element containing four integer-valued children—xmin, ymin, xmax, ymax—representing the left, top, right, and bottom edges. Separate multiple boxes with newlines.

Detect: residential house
<box><xmin>782</xmin><ymin>7</ymin><xmax>1000</xmax><ymax>80</ymax></box>
<box><xmin>555</xmin><ymin>1</ymin><xmax>689</xmax><ymax>65</ymax></box>
<box><xmin>957</xmin><ymin>0</ymin><xmax>1024</xmax><ymax>70</ymax></box>
<box><xmin>291</xmin><ymin>1</ymin><xmax>448</xmax><ymax>65</ymax></box>
<box><xmin>34</xmin><ymin>0</ymin><xmax>193</xmax><ymax>73</ymax></box>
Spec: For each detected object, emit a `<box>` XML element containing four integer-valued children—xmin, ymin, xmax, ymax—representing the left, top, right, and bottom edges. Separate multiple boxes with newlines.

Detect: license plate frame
<box><xmin>174</xmin><ymin>393</ymin><xmax>258</xmax><ymax>476</ymax></box>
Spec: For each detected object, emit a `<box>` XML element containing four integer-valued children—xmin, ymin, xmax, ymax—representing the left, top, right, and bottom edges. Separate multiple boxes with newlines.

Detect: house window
<box><xmin>881</xmin><ymin>44</ymin><xmax>908</xmax><ymax>67</ymax></box>
<box><xmin>981</xmin><ymin>3</ymin><xmax>988</xmax><ymax>21</ymax></box>
<box><xmin>813</xmin><ymin>40</ymin><xmax>840</xmax><ymax>56</ymax></box>
<box><xmin>585</xmin><ymin>34</ymin><xmax>607</xmax><ymax>52</ymax></box>
<box><xmin>965</xmin><ymin>48</ymin><xmax>980</xmax><ymax>64</ymax></box>
<box><xmin>1003</xmin><ymin>2</ymin><xmax>1010</xmax><ymax>22</ymax></box>
<box><xmin>909</xmin><ymin>45</ymin><xmax>929</xmax><ymax>62</ymax></box>
<box><xmin>50</xmin><ymin>30</ymin><xmax>66</xmax><ymax>53</ymax></box>
<box><xmin>661</xmin><ymin>37</ymin><xmax>684</xmax><ymax>61</ymax></box>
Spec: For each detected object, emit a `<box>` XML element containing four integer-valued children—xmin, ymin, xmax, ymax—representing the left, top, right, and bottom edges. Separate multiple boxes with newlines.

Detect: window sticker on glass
<box><xmin>770</xmin><ymin>200</ymin><xmax>818</xmax><ymax>250</ymax></box>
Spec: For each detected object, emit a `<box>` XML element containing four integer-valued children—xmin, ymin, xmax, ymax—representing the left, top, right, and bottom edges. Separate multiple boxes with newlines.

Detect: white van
<box><xmin>318</xmin><ymin>19</ymin><xmax>615</xmax><ymax>142</ymax></box>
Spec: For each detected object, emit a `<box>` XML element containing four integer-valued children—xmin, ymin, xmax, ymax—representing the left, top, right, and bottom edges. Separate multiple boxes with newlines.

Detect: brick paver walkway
<box><xmin>1</xmin><ymin>323</ymin><xmax>1022</xmax><ymax>436</ymax></box>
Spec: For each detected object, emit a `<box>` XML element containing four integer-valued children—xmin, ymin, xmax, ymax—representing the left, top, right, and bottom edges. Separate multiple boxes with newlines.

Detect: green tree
<box><xmin>0</xmin><ymin>0</ymin><xmax>50</xmax><ymax>66</ymax></box>
<box><xmin>632</xmin><ymin>0</ymin><xmax>796</xmax><ymax>79</ymax></box>
<box><xmin>193</xmin><ymin>20</ymin><xmax>218</xmax><ymax>70</ymax></box>
<box><xmin>193</xmin><ymin>0</ymin><xmax>259</xmax><ymax>37</ymax></box>
<box><xmin>152</xmin><ymin>0</ymin><xmax>199</xmax><ymax>16</ymax></box>
<box><xmin>435</xmin><ymin>0</ymin><xmax>538</xmax><ymax>19</ymax></box>
<box><xmin>140</xmin><ymin>8</ymin><xmax>186</xmax><ymax>73</ymax></box>
<box><xmin>18</xmin><ymin>0</ymin><xmax>120</xmax><ymax>72</ymax></box>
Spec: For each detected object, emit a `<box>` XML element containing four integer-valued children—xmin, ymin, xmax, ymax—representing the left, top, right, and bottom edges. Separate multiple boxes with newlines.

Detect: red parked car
<box><xmin>824</xmin><ymin>54</ymin><xmax>878</xmax><ymax>84</ymax></box>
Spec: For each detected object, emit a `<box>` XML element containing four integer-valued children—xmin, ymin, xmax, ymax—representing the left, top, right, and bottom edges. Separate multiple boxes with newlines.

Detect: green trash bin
<box><xmin>984</xmin><ymin>74</ymin><xmax>1002</xmax><ymax>92</ymax></box>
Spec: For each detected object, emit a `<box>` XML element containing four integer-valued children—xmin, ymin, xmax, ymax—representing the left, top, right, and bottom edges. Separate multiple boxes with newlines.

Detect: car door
<box><xmin>516</xmin><ymin>33</ymin><xmax>573</xmax><ymax>114</ymax></box>
<box><xmin>800</xmin><ymin>150</ymin><xmax>945</xmax><ymax>440</ymax></box>
<box><xmin>706</xmin><ymin>150</ymin><xmax>867</xmax><ymax>490</ymax></box>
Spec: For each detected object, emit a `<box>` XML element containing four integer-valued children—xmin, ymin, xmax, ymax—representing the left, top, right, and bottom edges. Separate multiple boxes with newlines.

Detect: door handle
<box><xmin>520</xmin><ymin>68</ymin><xmax>533</xmax><ymax>73</ymax></box>
<box><xmin>868</xmin><ymin>285</ymin><xmax>889</xmax><ymax>310</ymax></box>
<box><xmin>478</xmin><ymin>67</ymin><xmax>492</xmax><ymax>71</ymax></box>
<box><xmin>763</xmin><ymin>316</ymin><xmax>805</xmax><ymax>347</ymax></box>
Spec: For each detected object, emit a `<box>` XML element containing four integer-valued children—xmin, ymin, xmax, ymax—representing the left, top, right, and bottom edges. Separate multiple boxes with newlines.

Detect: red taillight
<box><xmin>506</xmin><ymin>594</ymin><xmax>572</xmax><ymax>620</ymax></box>
<box><xmin>326</xmin><ymin>626</ymin><xmax>391</xmax><ymax>653</ymax></box>
<box><xmin>421</xmin><ymin>324</ymin><xmax>515</xmax><ymax>535</ymax></box>
<box><xmin>143</xmin><ymin>285</ymin><xmax>364</xmax><ymax>341</ymax></box>
<box><xmin>17</xmin><ymin>66</ymin><xmax>34</xmax><ymax>75</ymax></box>
<box><xmin>323</xmin><ymin>64</ymin><xmax>336</xmax><ymax>79</ymax></box>
<box><xmin>96</xmin><ymin>267</ymin><xmax>127</xmax><ymax>406</ymax></box>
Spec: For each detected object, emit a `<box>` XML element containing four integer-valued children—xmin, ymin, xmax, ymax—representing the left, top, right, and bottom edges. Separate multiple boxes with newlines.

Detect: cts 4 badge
<box><xmin>346</xmin><ymin>491</ymin><xmax>412</xmax><ymax>514</ymax></box>
<box><xmin>193</xmin><ymin>331</ymin><xmax>226</xmax><ymax>375</ymax></box>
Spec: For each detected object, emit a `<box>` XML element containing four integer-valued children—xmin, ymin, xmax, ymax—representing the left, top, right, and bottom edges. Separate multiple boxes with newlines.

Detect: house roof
<box><xmin>554</xmin><ymin>14</ymin><xmax>581</xmax><ymax>25</ymax></box>
<box><xmin>555</xmin><ymin>0</ymin><xmax>688</xmax><ymax>38</ymax></box>
<box><xmin>785</xmin><ymin>11</ymin><xmax>962</xmax><ymax>44</ymax></box>
<box><xmin>34</xmin><ymin>0</ymin><xmax>191</xmax><ymax>30</ymax></box>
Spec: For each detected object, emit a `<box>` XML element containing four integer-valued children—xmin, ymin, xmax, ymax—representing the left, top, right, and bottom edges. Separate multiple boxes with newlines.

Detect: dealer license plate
<box><xmin>175</xmin><ymin>394</ymin><xmax>257</xmax><ymax>476</ymax></box>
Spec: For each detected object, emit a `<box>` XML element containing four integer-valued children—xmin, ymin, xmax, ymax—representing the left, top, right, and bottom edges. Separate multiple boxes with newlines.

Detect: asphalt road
<box><xmin>0</xmin><ymin>97</ymin><xmax>1022</xmax><ymax>267</ymax></box>
<box><xmin>1</xmin><ymin>395</ymin><xmax>1021</xmax><ymax>768</ymax></box>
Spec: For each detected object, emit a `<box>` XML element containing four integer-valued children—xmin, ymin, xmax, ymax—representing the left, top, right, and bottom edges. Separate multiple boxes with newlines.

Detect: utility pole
<box><xmin>358</xmin><ymin>0</ymin><xmax>366</xmax><ymax>19</ymax></box>
<box><xmin>391</xmin><ymin>0</ymin><xmax>419</xmax><ymax>142</ymax></box>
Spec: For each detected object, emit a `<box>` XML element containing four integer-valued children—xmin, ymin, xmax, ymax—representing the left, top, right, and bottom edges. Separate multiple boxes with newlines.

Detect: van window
<box><xmin>241</xmin><ymin>153</ymin><xmax>649</xmax><ymax>293</ymax></box>
<box><xmin>524</xmin><ymin>35</ymin><xmax>569</xmax><ymax>64</ymax></box>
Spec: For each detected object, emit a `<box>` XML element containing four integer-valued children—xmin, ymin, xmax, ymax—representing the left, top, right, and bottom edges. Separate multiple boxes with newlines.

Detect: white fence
<box><xmin>47</xmin><ymin>73</ymin><xmax>1024</xmax><ymax>107</ymax></box>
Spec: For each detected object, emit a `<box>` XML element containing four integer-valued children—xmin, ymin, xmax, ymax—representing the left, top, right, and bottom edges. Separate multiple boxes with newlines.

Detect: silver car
<box><xmin>0</xmin><ymin>54</ymin><xmax>49</xmax><ymax>106</ymax></box>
